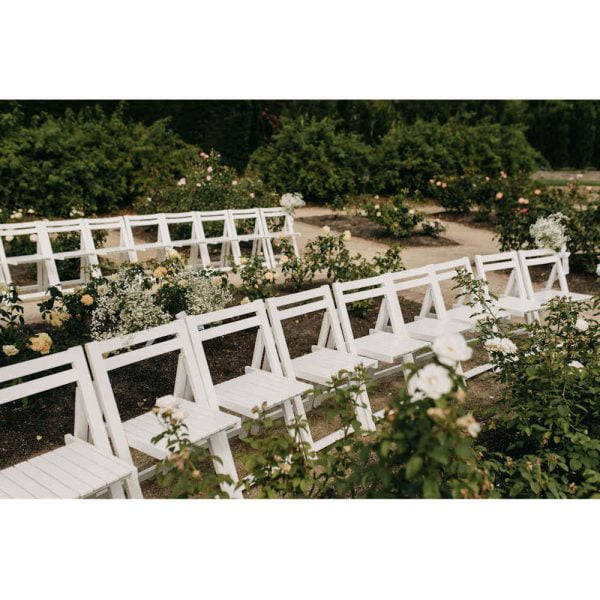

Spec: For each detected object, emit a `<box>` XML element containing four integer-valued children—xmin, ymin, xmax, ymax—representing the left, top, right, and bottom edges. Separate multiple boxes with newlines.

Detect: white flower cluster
<box><xmin>484</xmin><ymin>337</ymin><xmax>518</xmax><ymax>356</ymax></box>
<box><xmin>90</xmin><ymin>271</ymin><xmax>171</xmax><ymax>341</ymax></box>
<box><xmin>154</xmin><ymin>396</ymin><xmax>187</xmax><ymax>423</ymax></box>
<box><xmin>529</xmin><ymin>212</ymin><xmax>569</xmax><ymax>251</ymax></box>
<box><xmin>280</xmin><ymin>192</ymin><xmax>305</xmax><ymax>213</ymax></box>
<box><xmin>170</xmin><ymin>266</ymin><xmax>232</xmax><ymax>315</ymax></box>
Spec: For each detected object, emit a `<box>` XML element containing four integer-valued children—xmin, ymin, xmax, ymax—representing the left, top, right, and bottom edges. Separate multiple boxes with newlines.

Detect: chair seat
<box><xmin>123</xmin><ymin>397</ymin><xmax>240</xmax><ymax>459</ymax></box>
<box><xmin>214</xmin><ymin>369</ymin><xmax>312</xmax><ymax>418</ymax></box>
<box><xmin>354</xmin><ymin>331</ymin><xmax>429</xmax><ymax>363</ymax></box>
<box><xmin>0</xmin><ymin>440</ymin><xmax>135</xmax><ymax>499</ymax></box>
<box><xmin>405</xmin><ymin>317</ymin><xmax>471</xmax><ymax>342</ymax></box>
<box><xmin>497</xmin><ymin>295</ymin><xmax>541</xmax><ymax>317</ymax></box>
<box><xmin>446</xmin><ymin>304</ymin><xmax>509</xmax><ymax>325</ymax></box>
<box><xmin>291</xmin><ymin>347</ymin><xmax>378</xmax><ymax>385</ymax></box>
<box><xmin>534</xmin><ymin>289</ymin><xmax>592</xmax><ymax>304</ymax></box>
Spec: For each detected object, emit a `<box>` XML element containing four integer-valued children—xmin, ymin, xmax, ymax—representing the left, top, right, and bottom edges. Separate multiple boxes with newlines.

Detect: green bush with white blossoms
<box><xmin>529</xmin><ymin>212</ymin><xmax>569</xmax><ymax>251</ymax></box>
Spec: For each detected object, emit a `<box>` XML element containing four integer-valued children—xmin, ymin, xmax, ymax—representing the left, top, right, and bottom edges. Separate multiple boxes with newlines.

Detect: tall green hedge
<box><xmin>0</xmin><ymin>106</ymin><xmax>196</xmax><ymax>218</ymax></box>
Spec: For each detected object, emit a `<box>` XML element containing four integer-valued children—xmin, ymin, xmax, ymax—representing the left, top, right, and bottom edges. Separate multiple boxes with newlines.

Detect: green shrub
<box><xmin>247</xmin><ymin>116</ymin><xmax>371</xmax><ymax>204</ymax></box>
<box><xmin>372</xmin><ymin>118</ymin><xmax>540</xmax><ymax>194</ymax></box>
<box><xmin>0</xmin><ymin>106</ymin><xmax>196</xmax><ymax>219</ymax></box>
<box><xmin>136</xmin><ymin>150</ymin><xmax>277</xmax><ymax>220</ymax></box>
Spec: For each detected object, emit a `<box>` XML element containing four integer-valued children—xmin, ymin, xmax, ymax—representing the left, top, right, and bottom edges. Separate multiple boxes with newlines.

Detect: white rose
<box><xmin>456</xmin><ymin>414</ymin><xmax>482</xmax><ymax>438</ymax></box>
<box><xmin>240</xmin><ymin>296</ymin><xmax>251</xmax><ymax>305</ymax></box>
<box><xmin>342</xmin><ymin>230</ymin><xmax>351</xmax><ymax>242</ymax></box>
<box><xmin>155</xmin><ymin>396</ymin><xmax>180</xmax><ymax>413</ymax></box>
<box><xmin>568</xmin><ymin>360</ymin><xmax>584</xmax><ymax>370</ymax></box>
<box><xmin>29</xmin><ymin>234</ymin><xmax>38</xmax><ymax>242</ymax></box>
<box><xmin>484</xmin><ymin>337</ymin><xmax>518</xmax><ymax>355</ymax></box>
<box><xmin>177</xmin><ymin>177</ymin><xmax>187</xmax><ymax>187</ymax></box>
<box><xmin>411</xmin><ymin>364</ymin><xmax>453</xmax><ymax>400</ymax></box>
<box><xmin>5</xmin><ymin>235</ymin><xmax>14</xmax><ymax>242</ymax></box>
<box><xmin>575</xmin><ymin>319</ymin><xmax>589</xmax><ymax>332</ymax></box>
<box><xmin>171</xmin><ymin>409</ymin><xmax>188</xmax><ymax>424</ymax></box>
<box><xmin>279</xmin><ymin>255</ymin><xmax>289</xmax><ymax>265</ymax></box>
<box><xmin>166</xmin><ymin>249</ymin><xmax>179</xmax><ymax>259</ymax></box>
<box><xmin>432</xmin><ymin>334</ymin><xmax>473</xmax><ymax>367</ymax></box>
<box><xmin>321</xmin><ymin>226</ymin><xmax>330</xmax><ymax>236</ymax></box>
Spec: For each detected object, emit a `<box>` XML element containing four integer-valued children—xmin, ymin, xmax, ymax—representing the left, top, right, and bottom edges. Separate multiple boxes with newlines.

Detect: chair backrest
<box><xmin>184</xmin><ymin>300</ymin><xmax>284</xmax><ymax>384</ymax></box>
<box><xmin>227</xmin><ymin>208</ymin><xmax>271</xmax><ymax>268</ymax></box>
<box><xmin>424</xmin><ymin>257</ymin><xmax>475</xmax><ymax>316</ymax></box>
<box><xmin>0</xmin><ymin>221</ymin><xmax>59</xmax><ymax>297</ymax></box>
<box><xmin>517</xmin><ymin>248</ymin><xmax>571</xmax><ymax>298</ymax></box>
<box><xmin>0</xmin><ymin>346</ymin><xmax>114</xmax><ymax>457</ymax></box>
<box><xmin>259</xmin><ymin>207</ymin><xmax>301</xmax><ymax>264</ymax></box>
<box><xmin>332</xmin><ymin>274</ymin><xmax>406</xmax><ymax>354</ymax></box>
<box><xmin>45</xmin><ymin>219</ymin><xmax>102</xmax><ymax>287</ymax></box>
<box><xmin>195</xmin><ymin>210</ymin><xmax>236</xmax><ymax>270</ymax></box>
<box><xmin>474</xmin><ymin>251</ymin><xmax>529</xmax><ymax>300</ymax></box>
<box><xmin>162</xmin><ymin>212</ymin><xmax>205</xmax><ymax>267</ymax></box>
<box><xmin>85</xmin><ymin>216</ymin><xmax>137</xmax><ymax>264</ymax></box>
<box><xmin>85</xmin><ymin>319</ymin><xmax>211</xmax><ymax>464</ymax></box>
<box><xmin>123</xmin><ymin>214</ymin><xmax>173</xmax><ymax>263</ymax></box>
<box><xmin>265</xmin><ymin>285</ymin><xmax>347</xmax><ymax>378</ymax></box>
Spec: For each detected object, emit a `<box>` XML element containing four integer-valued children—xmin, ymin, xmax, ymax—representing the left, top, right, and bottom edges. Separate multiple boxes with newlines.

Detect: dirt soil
<box><xmin>298</xmin><ymin>214</ymin><xmax>459</xmax><ymax>247</ymax></box>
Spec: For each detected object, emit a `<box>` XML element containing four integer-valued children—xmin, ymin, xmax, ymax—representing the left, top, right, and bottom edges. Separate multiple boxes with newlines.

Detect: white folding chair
<box><xmin>85</xmin><ymin>320</ymin><xmax>242</xmax><ymax>498</ymax></box>
<box><xmin>194</xmin><ymin>210</ymin><xmax>237</xmax><ymax>271</ymax></box>
<box><xmin>85</xmin><ymin>216</ymin><xmax>137</xmax><ymax>268</ymax></box>
<box><xmin>259</xmin><ymin>207</ymin><xmax>301</xmax><ymax>267</ymax></box>
<box><xmin>45</xmin><ymin>219</ymin><xmax>102</xmax><ymax>290</ymax></box>
<box><xmin>384</xmin><ymin>266</ymin><xmax>473</xmax><ymax>342</ymax></box>
<box><xmin>163</xmin><ymin>212</ymin><xmax>206</xmax><ymax>267</ymax></box>
<box><xmin>424</xmin><ymin>258</ymin><xmax>509</xmax><ymax>327</ymax></box>
<box><xmin>0</xmin><ymin>221</ymin><xmax>60</xmax><ymax>301</ymax></box>
<box><xmin>265</xmin><ymin>285</ymin><xmax>378</xmax><ymax>437</ymax></box>
<box><xmin>332</xmin><ymin>275</ymin><xmax>431</xmax><ymax>390</ymax></box>
<box><xmin>183</xmin><ymin>300</ymin><xmax>315</xmax><ymax>448</ymax></box>
<box><xmin>475</xmin><ymin>251</ymin><xmax>542</xmax><ymax>321</ymax></box>
<box><xmin>517</xmin><ymin>248</ymin><xmax>592</xmax><ymax>305</ymax></box>
<box><xmin>123</xmin><ymin>214</ymin><xmax>173</xmax><ymax>263</ymax></box>
<box><xmin>228</xmin><ymin>208</ymin><xmax>273</xmax><ymax>268</ymax></box>
<box><xmin>0</xmin><ymin>347</ymin><xmax>140</xmax><ymax>499</ymax></box>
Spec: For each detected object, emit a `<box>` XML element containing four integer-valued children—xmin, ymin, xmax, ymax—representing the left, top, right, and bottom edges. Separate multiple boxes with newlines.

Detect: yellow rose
<box><xmin>279</xmin><ymin>255</ymin><xmax>289</xmax><ymax>265</ymax></box>
<box><xmin>211</xmin><ymin>275</ymin><xmax>223</xmax><ymax>286</ymax></box>
<box><xmin>321</xmin><ymin>226</ymin><xmax>331</xmax><ymax>236</ymax></box>
<box><xmin>153</xmin><ymin>266</ymin><xmax>168</xmax><ymax>278</ymax></box>
<box><xmin>517</xmin><ymin>197</ymin><xmax>529</xmax><ymax>205</ymax></box>
<box><xmin>240</xmin><ymin>296</ymin><xmax>251</xmax><ymax>305</ymax></box>
<box><xmin>166</xmin><ymin>249</ymin><xmax>179</xmax><ymax>259</ymax></box>
<box><xmin>80</xmin><ymin>294</ymin><xmax>94</xmax><ymax>306</ymax></box>
<box><xmin>2</xmin><ymin>344</ymin><xmax>19</xmax><ymax>357</ymax></box>
<box><xmin>240</xmin><ymin>257</ymin><xmax>249</xmax><ymax>265</ymax></box>
<box><xmin>28</xmin><ymin>333</ymin><xmax>53</xmax><ymax>355</ymax></box>
<box><xmin>264</xmin><ymin>271</ymin><xmax>274</xmax><ymax>281</ymax></box>
<box><xmin>342</xmin><ymin>230</ymin><xmax>351</xmax><ymax>242</ymax></box>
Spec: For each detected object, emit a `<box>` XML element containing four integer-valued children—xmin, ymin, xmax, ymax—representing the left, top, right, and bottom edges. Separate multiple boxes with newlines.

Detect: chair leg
<box><xmin>208</xmin><ymin>431</ymin><xmax>243</xmax><ymax>499</ymax></box>
<box><xmin>284</xmin><ymin>397</ymin><xmax>314</xmax><ymax>450</ymax></box>
<box><xmin>402</xmin><ymin>353</ymin><xmax>417</xmax><ymax>395</ymax></box>
<box><xmin>356</xmin><ymin>384</ymin><xmax>376</xmax><ymax>432</ymax></box>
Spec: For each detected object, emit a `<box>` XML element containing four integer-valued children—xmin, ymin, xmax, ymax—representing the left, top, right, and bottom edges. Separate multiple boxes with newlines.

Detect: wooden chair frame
<box><xmin>259</xmin><ymin>207</ymin><xmax>301</xmax><ymax>268</ymax></box>
<box><xmin>183</xmin><ymin>300</ymin><xmax>315</xmax><ymax>448</ymax></box>
<box><xmin>123</xmin><ymin>214</ymin><xmax>173</xmax><ymax>263</ymax></box>
<box><xmin>85</xmin><ymin>320</ymin><xmax>242</xmax><ymax>498</ymax></box>
<box><xmin>227</xmin><ymin>208</ymin><xmax>273</xmax><ymax>268</ymax></box>
<box><xmin>0</xmin><ymin>346</ymin><xmax>140</xmax><ymax>498</ymax></box>
<box><xmin>195</xmin><ymin>210</ymin><xmax>237</xmax><ymax>271</ymax></box>
<box><xmin>265</xmin><ymin>285</ymin><xmax>378</xmax><ymax>436</ymax></box>
<box><xmin>85</xmin><ymin>216</ymin><xmax>137</xmax><ymax>268</ymax></box>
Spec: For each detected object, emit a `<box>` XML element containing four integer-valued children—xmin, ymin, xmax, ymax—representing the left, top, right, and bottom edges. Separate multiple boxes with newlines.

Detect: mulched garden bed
<box><xmin>0</xmin><ymin>295</ymin><xmax>422</xmax><ymax>470</ymax></box>
<box><xmin>297</xmin><ymin>214</ymin><xmax>459</xmax><ymax>247</ymax></box>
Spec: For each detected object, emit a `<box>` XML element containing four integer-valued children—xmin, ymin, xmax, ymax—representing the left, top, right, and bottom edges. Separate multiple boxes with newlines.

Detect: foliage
<box><xmin>135</xmin><ymin>150</ymin><xmax>277</xmax><ymax>226</ymax></box>
<box><xmin>371</xmin><ymin>118</ymin><xmax>540</xmax><ymax>193</ymax></box>
<box><xmin>231</xmin><ymin>255</ymin><xmax>278</xmax><ymax>301</ymax></box>
<box><xmin>152</xmin><ymin>396</ymin><xmax>233</xmax><ymax>498</ymax></box>
<box><xmin>0</xmin><ymin>105</ymin><xmax>196</xmax><ymax>219</ymax></box>
<box><xmin>364</xmin><ymin>191</ymin><xmax>445</xmax><ymax>237</ymax></box>
<box><xmin>247</xmin><ymin>116</ymin><xmax>371</xmax><ymax>204</ymax></box>
<box><xmin>277</xmin><ymin>238</ymin><xmax>317</xmax><ymax>291</ymax></box>
<box><xmin>0</xmin><ymin>283</ymin><xmax>36</xmax><ymax>366</ymax></box>
<box><xmin>454</xmin><ymin>270</ymin><xmax>600</xmax><ymax>498</ymax></box>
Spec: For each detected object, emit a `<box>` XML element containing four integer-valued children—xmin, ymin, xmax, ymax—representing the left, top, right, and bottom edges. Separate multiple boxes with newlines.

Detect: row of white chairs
<box><xmin>0</xmin><ymin>248</ymin><xmax>590</xmax><ymax>499</ymax></box>
<box><xmin>0</xmin><ymin>208</ymin><xmax>300</xmax><ymax>301</ymax></box>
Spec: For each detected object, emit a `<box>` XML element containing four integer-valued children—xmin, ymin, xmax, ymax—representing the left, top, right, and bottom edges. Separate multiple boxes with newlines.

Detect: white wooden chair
<box><xmin>517</xmin><ymin>248</ymin><xmax>592</xmax><ymax>305</ymax></box>
<box><xmin>163</xmin><ymin>212</ymin><xmax>206</xmax><ymax>268</ymax></box>
<box><xmin>45</xmin><ymin>219</ymin><xmax>102</xmax><ymax>290</ymax></box>
<box><xmin>182</xmin><ymin>300</ymin><xmax>315</xmax><ymax>448</ymax></box>
<box><xmin>85</xmin><ymin>216</ymin><xmax>137</xmax><ymax>268</ymax></box>
<box><xmin>0</xmin><ymin>221</ymin><xmax>60</xmax><ymax>301</ymax></box>
<box><xmin>265</xmin><ymin>285</ymin><xmax>378</xmax><ymax>437</ymax></box>
<box><xmin>85</xmin><ymin>320</ymin><xmax>243</xmax><ymax>498</ymax></box>
<box><xmin>123</xmin><ymin>214</ymin><xmax>173</xmax><ymax>263</ymax></box>
<box><xmin>228</xmin><ymin>208</ymin><xmax>273</xmax><ymax>268</ymax></box>
<box><xmin>424</xmin><ymin>258</ymin><xmax>509</xmax><ymax>327</ymax></box>
<box><xmin>0</xmin><ymin>347</ymin><xmax>140</xmax><ymax>499</ymax></box>
<box><xmin>384</xmin><ymin>266</ymin><xmax>473</xmax><ymax>342</ymax></box>
<box><xmin>195</xmin><ymin>210</ymin><xmax>237</xmax><ymax>271</ymax></box>
<box><xmin>332</xmin><ymin>275</ymin><xmax>431</xmax><ymax>389</ymax></box>
<box><xmin>474</xmin><ymin>251</ymin><xmax>542</xmax><ymax>321</ymax></box>
<box><xmin>259</xmin><ymin>207</ymin><xmax>301</xmax><ymax>267</ymax></box>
